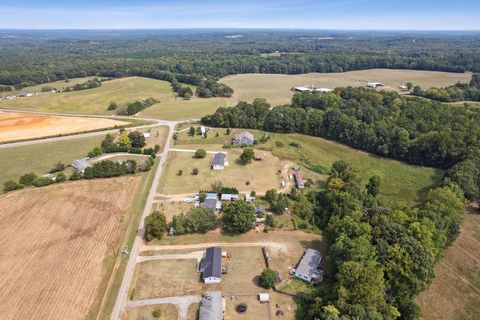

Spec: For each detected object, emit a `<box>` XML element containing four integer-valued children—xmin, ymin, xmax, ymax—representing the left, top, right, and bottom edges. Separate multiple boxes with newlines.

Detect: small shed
<box><xmin>143</xmin><ymin>132</ymin><xmax>151</xmax><ymax>138</ymax></box>
<box><xmin>258</xmin><ymin>293</ymin><xmax>270</xmax><ymax>302</ymax></box>
<box><xmin>72</xmin><ymin>158</ymin><xmax>91</xmax><ymax>173</ymax></box>
<box><xmin>294</xmin><ymin>172</ymin><xmax>305</xmax><ymax>189</ymax></box>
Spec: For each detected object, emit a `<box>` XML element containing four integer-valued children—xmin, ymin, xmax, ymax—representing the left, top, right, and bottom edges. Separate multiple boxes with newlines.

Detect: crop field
<box><xmin>0</xmin><ymin>77</ymin><xmax>234</xmax><ymax>119</ymax></box>
<box><xmin>417</xmin><ymin>207</ymin><xmax>480</xmax><ymax>320</ymax></box>
<box><xmin>0</xmin><ymin>112</ymin><xmax>128</xmax><ymax>143</ymax></box>
<box><xmin>0</xmin><ymin>177</ymin><xmax>141</xmax><ymax>320</ymax></box>
<box><xmin>220</xmin><ymin>69</ymin><xmax>472</xmax><ymax>106</ymax></box>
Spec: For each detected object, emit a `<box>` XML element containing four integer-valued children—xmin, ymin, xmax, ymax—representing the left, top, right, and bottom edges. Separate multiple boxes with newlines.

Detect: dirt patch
<box><xmin>0</xmin><ymin>177</ymin><xmax>141</xmax><ymax>320</ymax></box>
<box><xmin>0</xmin><ymin>112</ymin><xmax>128</xmax><ymax>143</ymax></box>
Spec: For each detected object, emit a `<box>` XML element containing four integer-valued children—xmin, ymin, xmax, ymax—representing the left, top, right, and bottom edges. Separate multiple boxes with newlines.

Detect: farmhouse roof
<box><xmin>296</xmin><ymin>248</ymin><xmax>322</xmax><ymax>280</ymax></box>
<box><xmin>220</xmin><ymin>194</ymin><xmax>239</xmax><ymax>201</ymax></box>
<box><xmin>199</xmin><ymin>291</ymin><xmax>223</xmax><ymax>320</ymax></box>
<box><xmin>201</xmin><ymin>247</ymin><xmax>222</xmax><ymax>280</ymax></box>
<box><xmin>233</xmin><ymin>131</ymin><xmax>255</xmax><ymax>145</ymax></box>
<box><xmin>202</xmin><ymin>199</ymin><xmax>218</xmax><ymax>211</ymax></box>
<box><xmin>206</xmin><ymin>193</ymin><xmax>218</xmax><ymax>200</ymax></box>
<box><xmin>212</xmin><ymin>153</ymin><xmax>226</xmax><ymax>167</ymax></box>
<box><xmin>72</xmin><ymin>158</ymin><xmax>91</xmax><ymax>173</ymax></box>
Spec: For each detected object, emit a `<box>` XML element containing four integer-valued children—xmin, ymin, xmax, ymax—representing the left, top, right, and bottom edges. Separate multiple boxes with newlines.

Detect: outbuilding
<box><xmin>72</xmin><ymin>158</ymin><xmax>91</xmax><ymax>173</ymax></box>
<box><xmin>233</xmin><ymin>131</ymin><xmax>255</xmax><ymax>146</ymax></box>
<box><xmin>211</xmin><ymin>153</ymin><xmax>227</xmax><ymax>170</ymax></box>
<box><xmin>258</xmin><ymin>293</ymin><xmax>270</xmax><ymax>303</ymax></box>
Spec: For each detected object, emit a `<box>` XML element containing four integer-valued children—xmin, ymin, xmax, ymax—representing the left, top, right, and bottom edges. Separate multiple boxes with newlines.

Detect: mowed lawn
<box><xmin>0</xmin><ymin>135</ymin><xmax>103</xmax><ymax>191</ymax></box>
<box><xmin>417</xmin><ymin>207</ymin><xmax>480</xmax><ymax>320</ymax></box>
<box><xmin>0</xmin><ymin>76</ymin><xmax>234</xmax><ymax>120</ymax></box>
<box><xmin>220</xmin><ymin>69</ymin><xmax>471</xmax><ymax>106</ymax></box>
<box><xmin>267</xmin><ymin>133</ymin><xmax>443</xmax><ymax>206</ymax></box>
<box><xmin>123</xmin><ymin>304</ymin><xmax>178</xmax><ymax>320</ymax></box>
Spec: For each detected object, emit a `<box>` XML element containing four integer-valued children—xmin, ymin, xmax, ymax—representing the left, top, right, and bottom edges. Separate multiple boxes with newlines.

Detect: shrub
<box><xmin>32</xmin><ymin>176</ymin><xmax>55</xmax><ymax>187</ymax></box>
<box><xmin>4</xmin><ymin>180</ymin><xmax>24</xmax><ymax>192</ymax></box>
<box><xmin>177</xmin><ymin>169</ymin><xmax>183</xmax><ymax>176</ymax></box>
<box><xmin>260</xmin><ymin>268</ymin><xmax>276</xmax><ymax>289</ymax></box>
<box><xmin>152</xmin><ymin>308</ymin><xmax>161</xmax><ymax>318</ymax></box>
<box><xmin>128</xmin><ymin>131</ymin><xmax>146</xmax><ymax>148</ymax></box>
<box><xmin>108</xmin><ymin>101</ymin><xmax>118</xmax><ymax>110</ymax></box>
<box><xmin>50</xmin><ymin>162</ymin><xmax>66</xmax><ymax>173</ymax></box>
<box><xmin>69</xmin><ymin>171</ymin><xmax>83</xmax><ymax>180</ymax></box>
<box><xmin>275</xmin><ymin>141</ymin><xmax>284</xmax><ymax>148</ymax></box>
<box><xmin>239</xmin><ymin>148</ymin><xmax>255</xmax><ymax>164</ymax></box>
<box><xmin>194</xmin><ymin>149</ymin><xmax>207</xmax><ymax>159</ymax></box>
<box><xmin>19</xmin><ymin>172</ymin><xmax>38</xmax><ymax>186</ymax></box>
<box><xmin>192</xmin><ymin>167</ymin><xmax>199</xmax><ymax>175</ymax></box>
<box><xmin>55</xmin><ymin>172</ymin><xmax>66</xmax><ymax>183</ymax></box>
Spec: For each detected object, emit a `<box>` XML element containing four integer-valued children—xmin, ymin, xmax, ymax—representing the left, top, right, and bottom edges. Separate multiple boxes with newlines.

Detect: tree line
<box><xmin>411</xmin><ymin>73</ymin><xmax>480</xmax><ymax>102</ymax></box>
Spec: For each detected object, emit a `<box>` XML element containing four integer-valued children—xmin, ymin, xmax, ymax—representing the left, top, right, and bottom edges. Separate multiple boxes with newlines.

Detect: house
<box><xmin>220</xmin><ymin>194</ymin><xmax>239</xmax><ymax>201</ymax></box>
<box><xmin>292</xmin><ymin>85</ymin><xmax>332</xmax><ymax>93</ymax></box>
<box><xmin>367</xmin><ymin>82</ymin><xmax>384</xmax><ymax>88</ymax></box>
<box><xmin>202</xmin><ymin>199</ymin><xmax>221</xmax><ymax>211</ymax></box>
<box><xmin>199</xmin><ymin>291</ymin><xmax>224</xmax><ymax>320</ymax></box>
<box><xmin>211</xmin><ymin>153</ymin><xmax>227</xmax><ymax>170</ymax></box>
<box><xmin>294</xmin><ymin>249</ymin><xmax>323</xmax><ymax>282</ymax></box>
<box><xmin>72</xmin><ymin>158</ymin><xmax>91</xmax><ymax>173</ymax></box>
<box><xmin>233</xmin><ymin>131</ymin><xmax>255</xmax><ymax>146</ymax></box>
<box><xmin>294</xmin><ymin>172</ymin><xmax>305</xmax><ymax>189</ymax></box>
<box><xmin>199</xmin><ymin>247</ymin><xmax>222</xmax><ymax>284</ymax></box>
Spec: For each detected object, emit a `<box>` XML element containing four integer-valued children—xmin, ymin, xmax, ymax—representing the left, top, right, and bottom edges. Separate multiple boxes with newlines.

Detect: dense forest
<box><xmin>1</xmin><ymin>30</ymin><xmax>480</xmax><ymax>88</ymax></box>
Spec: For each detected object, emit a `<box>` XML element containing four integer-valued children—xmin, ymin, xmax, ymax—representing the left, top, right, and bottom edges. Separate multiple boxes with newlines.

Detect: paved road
<box><xmin>126</xmin><ymin>295</ymin><xmax>201</xmax><ymax>320</ymax></box>
<box><xmin>0</xmin><ymin>108</ymin><xmax>176</xmax><ymax>149</ymax></box>
<box><xmin>110</xmin><ymin>121</ymin><xmax>177</xmax><ymax>320</ymax></box>
<box><xmin>136</xmin><ymin>251</ymin><xmax>204</xmax><ymax>264</ymax></box>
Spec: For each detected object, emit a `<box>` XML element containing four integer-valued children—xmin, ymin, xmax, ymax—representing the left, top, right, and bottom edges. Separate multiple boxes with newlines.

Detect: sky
<box><xmin>0</xmin><ymin>0</ymin><xmax>479</xmax><ymax>30</ymax></box>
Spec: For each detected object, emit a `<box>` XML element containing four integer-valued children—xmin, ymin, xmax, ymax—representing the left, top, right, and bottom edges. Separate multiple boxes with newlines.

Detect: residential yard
<box><xmin>0</xmin><ymin>135</ymin><xmax>104</xmax><ymax>191</ymax></box>
<box><xmin>187</xmin><ymin>303</ymin><xmax>199</xmax><ymax>320</ymax></box>
<box><xmin>158</xmin><ymin>148</ymin><xmax>290</xmax><ymax>195</ymax></box>
<box><xmin>151</xmin><ymin>201</ymin><xmax>194</xmax><ymax>223</ymax></box>
<box><xmin>417</xmin><ymin>207</ymin><xmax>480</xmax><ymax>320</ymax></box>
<box><xmin>0</xmin><ymin>177</ymin><xmax>141</xmax><ymax>320</ymax></box>
<box><xmin>224</xmin><ymin>295</ymin><xmax>270</xmax><ymax>320</ymax></box>
<box><xmin>122</xmin><ymin>304</ymin><xmax>178</xmax><ymax>320</ymax></box>
<box><xmin>220</xmin><ymin>69</ymin><xmax>472</xmax><ymax>106</ymax></box>
<box><xmin>0</xmin><ymin>76</ymin><xmax>234</xmax><ymax>119</ymax></box>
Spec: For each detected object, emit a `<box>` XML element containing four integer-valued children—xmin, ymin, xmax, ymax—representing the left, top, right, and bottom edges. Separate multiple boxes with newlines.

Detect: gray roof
<box><xmin>202</xmin><ymin>199</ymin><xmax>218</xmax><ymax>211</ymax></box>
<box><xmin>220</xmin><ymin>194</ymin><xmax>239</xmax><ymax>201</ymax></box>
<box><xmin>212</xmin><ymin>153</ymin><xmax>226</xmax><ymax>167</ymax></box>
<box><xmin>233</xmin><ymin>131</ymin><xmax>255</xmax><ymax>145</ymax></box>
<box><xmin>201</xmin><ymin>247</ymin><xmax>222</xmax><ymax>279</ymax></box>
<box><xmin>199</xmin><ymin>291</ymin><xmax>223</xmax><ymax>320</ymax></box>
<box><xmin>296</xmin><ymin>249</ymin><xmax>322</xmax><ymax>279</ymax></box>
<box><xmin>72</xmin><ymin>158</ymin><xmax>91</xmax><ymax>173</ymax></box>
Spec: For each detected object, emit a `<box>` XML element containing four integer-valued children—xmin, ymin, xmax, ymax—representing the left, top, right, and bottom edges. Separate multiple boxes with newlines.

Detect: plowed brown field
<box><xmin>0</xmin><ymin>177</ymin><xmax>141</xmax><ymax>320</ymax></box>
<box><xmin>0</xmin><ymin>112</ymin><xmax>128</xmax><ymax>142</ymax></box>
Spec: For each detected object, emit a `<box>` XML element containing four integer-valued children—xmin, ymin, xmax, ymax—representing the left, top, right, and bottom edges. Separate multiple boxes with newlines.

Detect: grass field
<box><xmin>122</xmin><ymin>304</ymin><xmax>178</xmax><ymax>320</ymax></box>
<box><xmin>220</xmin><ymin>69</ymin><xmax>472</xmax><ymax>106</ymax></box>
<box><xmin>0</xmin><ymin>177</ymin><xmax>141</xmax><ymax>320</ymax></box>
<box><xmin>0</xmin><ymin>135</ymin><xmax>104</xmax><ymax>191</ymax></box>
<box><xmin>0</xmin><ymin>76</ymin><xmax>234</xmax><ymax>120</ymax></box>
<box><xmin>158</xmin><ymin>148</ymin><xmax>289</xmax><ymax>195</ymax></box>
<box><xmin>173</xmin><ymin>127</ymin><xmax>442</xmax><ymax>206</ymax></box>
<box><xmin>417</xmin><ymin>206</ymin><xmax>480</xmax><ymax>320</ymax></box>
<box><xmin>8</xmin><ymin>76</ymin><xmax>97</xmax><ymax>95</ymax></box>
<box><xmin>0</xmin><ymin>112</ymin><xmax>128</xmax><ymax>143</ymax></box>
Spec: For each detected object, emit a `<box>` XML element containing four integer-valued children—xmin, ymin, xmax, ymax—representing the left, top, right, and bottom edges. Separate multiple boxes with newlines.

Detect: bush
<box><xmin>194</xmin><ymin>148</ymin><xmax>207</xmax><ymax>159</ymax></box>
<box><xmin>177</xmin><ymin>169</ymin><xmax>183</xmax><ymax>176</ymax></box>
<box><xmin>108</xmin><ymin>101</ymin><xmax>118</xmax><ymax>110</ymax></box>
<box><xmin>50</xmin><ymin>162</ymin><xmax>66</xmax><ymax>173</ymax></box>
<box><xmin>275</xmin><ymin>141</ymin><xmax>284</xmax><ymax>148</ymax></box>
<box><xmin>32</xmin><ymin>176</ymin><xmax>55</xmax><ymax>187</ymax></box>
<box><xmin>144</xmin><ymin>211</ymin><xmax>167</xmax><ymax>241</ymax></box>
<box><xmin>289</xmin><ymin>142</ymin><xmax>301</xmax><ymax>148</ymax></box>
<box><xmin>55</xmin><ymin>172</ymin><xmax>67</xmax><ymax>183</ymax></box>
<box><xmin>69</xmin><ymin>171</ymin><xmax>83</xmax><ymax>180</ymax></box>
<box><xmin>19</xmin><ymin>172</ymin><xmax>38</xmax><ymax>186</ymax></box>
<box><xmin>152</xmin><ymin>308</ymin><xmax>161</xmax><ymax>318</ymax></box>
<box><xmin>239</xmin><ymin>148</ymin><xmax>255</xmax><ymax>164</ymax></box>
<box><xmin>192</xmin><ymin>167</ymin><xmax>199</xmax><ymax>175</ymax></box>
<box><xmin>4</xmin><ymin>180</ymin><xmax>24</xmax><ymax>192</ymax></box>
<box><xmin>128</xmin><ymin>131</ymin><xmax>146</xmax><ymax>148</ymax></box>
<box><xmin>266</xmin><ymin>214</ymin><xmax>275</xmax><ymax>228</ymax></box>
<box><xmin>260</xmin><ymin>268</ymin><xmax>276</xmax><ymax>289</ymax></box>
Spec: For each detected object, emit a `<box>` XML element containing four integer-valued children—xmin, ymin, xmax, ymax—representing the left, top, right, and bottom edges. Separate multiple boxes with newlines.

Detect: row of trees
<box><xmin>202</xmin><ymin>89</ymin><xmax>480</xmax><ymax>170</ymax></box>
<box><xmin>64</xmin><ymin>77</ymin><xmax>102</xmax><ymax>92</ymax></box>
<box><xmin>120</xmin><ymin>97</ymin><xmax>158</xmax><ymax>115</ymax></box>
<box><xmin>88</xmin><ymin>130</ymin><xmax>160</xmax><ymax>158</ymax></box>
<box><xmin>411</xmin><ymin>74</ymin><xmax>480</xmax><ymax>102</ymax></box>
<box><xmin>297</xmin><ymin>161</ymin><xmax>466</xmax><ymax>320</ymax></box>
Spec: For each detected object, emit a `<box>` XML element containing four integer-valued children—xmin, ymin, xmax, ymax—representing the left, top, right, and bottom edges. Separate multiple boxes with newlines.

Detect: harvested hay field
<box><xmin>0</xmin><ymin>112</ymin><xmax>127</xmax><ymax>143</ymax></box>
<box><xmin>417</xmin><ymin>207</ymin><xmax>480</xmax><ymax>320</ymax></box>
<box><xmin>0</xmin><ymin>177</ymin><xmax>141</xmax><ymax>320</ymax></box>
<box><xmin>220</xmin><ymin>69</ymin><xmax>471</xmax><ymax>106</ymax></box>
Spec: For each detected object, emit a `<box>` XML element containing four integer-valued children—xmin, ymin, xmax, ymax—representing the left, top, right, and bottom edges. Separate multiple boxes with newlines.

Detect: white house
<box><xmin>211</xmin><ymin>153</ymin><xmax>228</xmax><ymax>170</ymax></box>
<box><xmin>294</xmin><ymin>248</ymin><xmax>323</xmax><ymax>282</ymax></box>
<box><xmin>367</xmin><ymin>82</ymin><xmax>384</xmax><ymax>88</ymax></box>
